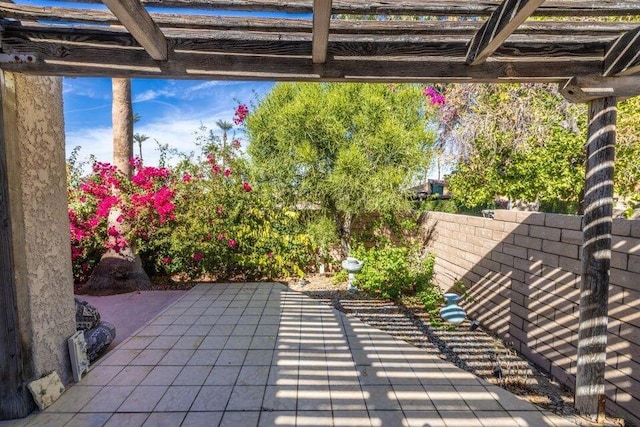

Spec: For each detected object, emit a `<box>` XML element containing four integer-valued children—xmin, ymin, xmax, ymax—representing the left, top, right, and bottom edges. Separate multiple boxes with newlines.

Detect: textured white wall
<box><xmin>2</xmin><ymin>72</ymin><xmax>75</xmax><ymax>383</ymax></box>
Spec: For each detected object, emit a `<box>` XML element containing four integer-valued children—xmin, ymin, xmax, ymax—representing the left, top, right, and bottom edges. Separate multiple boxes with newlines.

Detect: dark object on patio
<box><xmin>74</xmin><ymin>298</ymin><xmax>116</xmax><ymax>362</ymax></box>
<box><xmin>470</xmin><ymin>320</ymin><xmax>480</xmax><ymax>331</ymax></box>
<box><xmin>493</xmin><ymin>366</ymin><xmax>503</xmax><ymax>379</ymax></box>
<box><xmin>79</xmin><ymin>254</ymin><xmax>150</xmax><ymax>295</ymax></box>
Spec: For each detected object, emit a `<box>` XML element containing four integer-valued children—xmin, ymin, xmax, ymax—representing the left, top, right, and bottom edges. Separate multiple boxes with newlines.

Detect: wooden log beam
<box><xmin>101</xmin><ymin>0</ymin><xmax>168</xmax><ymax>60</ymax></box>
<box><xmin>575</xmin><ymin>96</ymin><xmax>616</xmax><ymax>423</ymax></box>
<box><xmin>312</xmin><ymin>0</ymin><xmax>332</xmax><ymax>64</ymax></box>
<box><xmin>2</xmin><ymin>4</ymin><xmax>638</xmax><ymax>36</ymax></box>
<box><xmin>466</xmin><ymin>0</ymin><xmax>545</xmax><ymax>65</ymax></box>
<box><xmin>604</xmin><ymin>26</ymin><xmax>640</xmax><ymax>76</ymax></box>
<box><xmin>0</xmin><ymin>23</ymin><xmax>607</xmax><ymax>59</ymax></box>
<box><xmin>58</xmin><ymin>0</ymin><xmax>640</xmax><ymax>16</ymax></box>
<box><xmin>0</xmin><ymin>73</ymin><xmax>36</xmax><ymax>420</ymax></box>
<box><xmin>0</xmin><ymin>44</ymin><xmax>602</xmax><ymax>81</ymax></box>
<box><xmin>560</xmin><ymin>75</ymin><xmax>640</xmax><ymax>103</ymax></box>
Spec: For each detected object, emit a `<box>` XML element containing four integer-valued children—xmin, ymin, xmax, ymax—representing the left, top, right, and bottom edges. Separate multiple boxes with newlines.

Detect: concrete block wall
<box><xmin>421</xmin><ymin>211</ymin><xmax>640</xmax><ymax>425</ymax></box>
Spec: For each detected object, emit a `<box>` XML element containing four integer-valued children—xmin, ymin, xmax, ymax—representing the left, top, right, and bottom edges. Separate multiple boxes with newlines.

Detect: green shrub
<box><xmin>349</xmin><ymin>245</ymin><xmax>436</xmax><ymax>300</ymax></box>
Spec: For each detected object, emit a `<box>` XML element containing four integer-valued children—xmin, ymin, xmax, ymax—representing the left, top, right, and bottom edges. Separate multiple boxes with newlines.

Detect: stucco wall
<box><xmin>421</xmin><ymin>211</ymin><xmax>640</xmax><ymax>425</ymax></box>
<box><xmin>2</xmin><ymin>72</ymin><xmax>75</xmax><ymax>383</ymax></box>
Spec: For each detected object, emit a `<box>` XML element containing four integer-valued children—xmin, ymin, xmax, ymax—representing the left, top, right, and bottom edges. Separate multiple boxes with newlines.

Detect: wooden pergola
<box><xmin>1</xmin><ymin>0</ymin><xmax>638</xmax><ymax>422</ymax></box>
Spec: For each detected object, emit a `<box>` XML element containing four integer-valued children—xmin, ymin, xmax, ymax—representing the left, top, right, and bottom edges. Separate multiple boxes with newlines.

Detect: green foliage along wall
<box><xmin>436</xmin><ymin>84</ymin><xmax>586</xmax><ymax>212</ymax></box>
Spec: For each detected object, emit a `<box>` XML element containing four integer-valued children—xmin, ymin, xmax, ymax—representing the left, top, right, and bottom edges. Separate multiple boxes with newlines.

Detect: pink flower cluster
<box><xmin>69</xmin><ymin>159</ymin><xmax>178</xmax><ymax>258</ymax></box>
<box><xmin>132</xmin><ymin>165</ymin><xmax>171</xmax><ymax>190</ymax></box>
<box><xmin>233</xmin><ymin>104</ymin><xmax>249</xmax><ymax>125</ymax></box>
<box><xmin>424</xmin><ymin>87</ymin><xmax>446</xmax><ymax>106</ymax></box>
<box><xmin>131</xmin><ymin>185</ymin><xmax>176</xmax><ymax>224</ymax></box>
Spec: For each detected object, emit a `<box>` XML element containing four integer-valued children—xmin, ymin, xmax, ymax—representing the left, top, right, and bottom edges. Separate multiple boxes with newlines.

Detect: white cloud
<box><xmin>66</xmin><ymin>126</ymin><xmax>113</xmax><ymax>164</ymax></box>
<box><xmin>65</xmin><ymin>103</ymin><xmax>112</xmax><ymax>114</ymax></box>
<box><xmin>66</xmin><ymin>103</ymin><xmax>240</xmax><ymax>167</ymax></box>
<box><xmin>133</xmin><ymin>81</ymin><xmax>242</xmax><ymax>103</ymax></box>
<box><xmin>133</xmin><ymin>88</ymin><xmax>175</xmax><ymax>103</ymax></box>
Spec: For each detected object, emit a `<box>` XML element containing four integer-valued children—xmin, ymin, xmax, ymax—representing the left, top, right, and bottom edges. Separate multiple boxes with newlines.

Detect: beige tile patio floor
<box><xmin>2</xmin><ymin>282</ymin><xmax>580</xmax><ymax>427</ymax></box>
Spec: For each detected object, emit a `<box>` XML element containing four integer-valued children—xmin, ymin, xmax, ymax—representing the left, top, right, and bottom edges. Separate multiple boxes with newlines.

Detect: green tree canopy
<box><xmin>246</xmin><ymin>82</ymin><xmax>434</xmax><ymax>255</ymax></box>
<box><xmin>438</xmin><ymin>83</ymin><xmax>640</xmax><ymax>215</ymax></box>
<box><xmin>439</xmin><ymin>84</ymin><xmax>587</xmax><ymax>212</ymax></box>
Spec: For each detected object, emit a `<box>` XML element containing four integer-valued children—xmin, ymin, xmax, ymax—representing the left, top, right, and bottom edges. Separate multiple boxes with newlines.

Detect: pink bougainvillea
<box><xmin>69</xmin><ymin>157</ymin><xmax>178</xmax><ymax>275</ymax></box>
<box><xmin>233</xmin><ymin>104</ymin><xmax>249</xmax><ymax>125</ymax></box>
<box><xmin>424</xmin><ymin>87</ymin><xmax>446</xmax><ymax>106</ymax></box>
<box><xmin>242</xmin><ymin>182</ymin><xmax>252</xmax><ymax>192</ymax></box>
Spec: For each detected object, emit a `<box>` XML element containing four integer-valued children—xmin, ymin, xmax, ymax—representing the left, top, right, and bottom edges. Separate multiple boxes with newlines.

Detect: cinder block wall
<box><xmin>421</xmin><ymin>211</ymin><xmax>640</xmax><ymax>424</ymax></box>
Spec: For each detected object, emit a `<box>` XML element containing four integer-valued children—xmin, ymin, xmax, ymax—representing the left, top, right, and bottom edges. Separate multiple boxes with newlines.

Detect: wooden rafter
<box><xmin>101</xmin><ymin>0</ymin><xmax>168</xmax><ymax>61</ymax></box>
<box><xmin>312</xmin><ymin>0</ymin><xmax>332</xmax><ymax>64</ymax></box>
<box><xmin>604</xmin><ymin>26</ymin><xmax>640</xmax><ymax>76</ymax></box>
<box><xmin>0</xmin><ymin>45</ymin><xmax>602</xmax><ymax>82</ymax></box>
<box><xmin>2</xmin><ymin>4</ymin><xmax>638</xmax><ymax>37</ymax></box>
<box><xmin>61</xmin><ymin>0</ymin><xmax>640</xmax><ymax>16</ymax></box>
<box><xmin>0</xmin><ymin>23</ymin><xmax>608</xmax><ymax>62</ymax></box>
<box><xmin>466</xmin><ymin>0</ymin><xmax>545</xmax><ymax>65</ymax></box>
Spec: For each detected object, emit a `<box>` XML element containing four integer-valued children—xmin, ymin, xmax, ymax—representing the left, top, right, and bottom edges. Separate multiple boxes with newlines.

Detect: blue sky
<box><xmin>64</xmin><ymin>78</ymin><xmax>274</xmax><ymax>166</ymax></box>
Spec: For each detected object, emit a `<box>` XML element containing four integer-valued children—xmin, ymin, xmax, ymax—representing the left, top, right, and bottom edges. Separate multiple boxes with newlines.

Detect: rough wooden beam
<box><xmin>312</xmin><ymin>0</ymin><xmax>332</xmax><ymax>64</ymax></box>
<box><xmin>61</xmin><ymin>0</ymin><xmax>640</xmax><ymax>17</ymax></box>
<box><xmin>0</xmin><ymin>23</ymin><xmax>607</xmax><ymax>59</ymax></box>
<box><xmin>2</xmin><ymin>4</ymin><xmax>638</xmax><ymax>36</ymax></box>
<box><xmin>0</xmin><ymin>44</ymin><xmax>602</xmax><ymax>81</ymax></box>
<box><xmin>560</xmin><ymin>75</ymin><xmax>640</xmax><ymax>103</ymax></box>
<box><xmin>467</xmin><ymin>0</ymin><xmax>545</xmax><ymax>65</ymax></box>
<box><xmin>0</xmin><ymin>72</ymin><xmax>36</xmax><ymax>421</ymax></box>
<box><xmin>101</xmin><ymin>0</ymin><xmax>168</xmax><ymax>60</ymax></box>
<box><xmin>604</xmin><ymin>26</ymin><xmax>640</xmax><ymax>76</ymax></box>
<box><xmin>575</xmin><ymin>96</ymin><xmax>616</xmax><ymax>423</ymax></box>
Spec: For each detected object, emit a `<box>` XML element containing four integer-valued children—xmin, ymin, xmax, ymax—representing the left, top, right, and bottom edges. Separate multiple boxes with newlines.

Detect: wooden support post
<box><xmin>312</xmin><ymin>0</ymin><xmax>332</xmax><ymax>64</ymax></box>
<box><xmin>575</xmin><ymin>96</ymin><xmax>616</xmax><ymax>421</ymax></box>
<box><xmin>0</xmin><ymin>75</ymin><xmax>35</xmax><ymax>420</ymax></box>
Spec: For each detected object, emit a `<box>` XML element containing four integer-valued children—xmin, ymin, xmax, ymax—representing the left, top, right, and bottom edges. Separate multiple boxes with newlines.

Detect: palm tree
<box><xmin>216</xmin><ymin>119</ymin><xmax>233</xmax><ymax>147</ymax></box>
<box><xmin>112</xmin><ymin>78</ymin><xmax>134</xmax><ymax>178</ymax></box>
<box><xmin>216</xmin><ymin>119</ymin><xmax>233</xmax><ymax>167</ymax></box>
<box><xmin>134</xmin><ymin>133</ymin><xmax>149</xmax><ymax>164</ymax></box>
<box><xmin>83</xmin><ymin>78</ymin><xmax>150</xmax><ymax>294</ymax></box>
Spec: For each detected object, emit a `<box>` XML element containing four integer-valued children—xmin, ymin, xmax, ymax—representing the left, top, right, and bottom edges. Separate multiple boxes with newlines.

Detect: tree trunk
<box><xmin>112</xmin><ymin>78</ymin><xmax>133</xmax><ymax>178</ymax></box>
<box><xmin>338</xmin><ymin>212</ymin><xmax>352</xmax><ymax>258</ymax></box>
<box><xmin>82</xmin><ymin>79</ymin><xmax>150</xmax><ymax>295</ymax></box>
<box><xmin>221</xmin><ymin>129</ymin><xmax>228</xmax><ymax>168</ymax></box>
<box><xmin>574</xmin><ymin>96</ymin><xmax>616</xmax><ymax>422</ymax></box>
